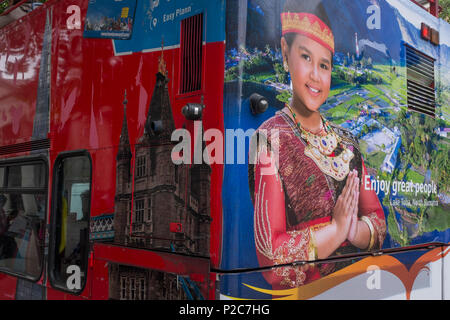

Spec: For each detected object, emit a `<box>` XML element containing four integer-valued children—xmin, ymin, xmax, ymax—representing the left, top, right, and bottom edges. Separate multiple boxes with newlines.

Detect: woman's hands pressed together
<box><xmin>331</xmin><ymin>169</ymin><xmax>359</xmax><ymax>244</ymax></box>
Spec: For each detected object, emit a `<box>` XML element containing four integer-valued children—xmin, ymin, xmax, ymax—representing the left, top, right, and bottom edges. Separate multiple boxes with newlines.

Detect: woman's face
<box><xmin>282</xmin><ymin>33</ymin><xmax>332</xmax><ymax>113</ymax></box>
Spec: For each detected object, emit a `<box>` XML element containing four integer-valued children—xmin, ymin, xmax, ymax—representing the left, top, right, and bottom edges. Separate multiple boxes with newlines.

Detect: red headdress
<box><xmin>281</xmin><ymin>12</ymin><xmax>334</xmax><ymax>54</ymax></box>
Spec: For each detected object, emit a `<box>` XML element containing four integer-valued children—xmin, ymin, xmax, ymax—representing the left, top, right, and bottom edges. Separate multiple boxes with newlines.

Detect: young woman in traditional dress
<box><xmin>248</xmin><ymin>0</ymin><xmax>386</xmax><ymax>289</ymax></box>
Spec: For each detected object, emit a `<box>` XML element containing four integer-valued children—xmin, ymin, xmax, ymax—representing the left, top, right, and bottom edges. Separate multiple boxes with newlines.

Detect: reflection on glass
<box><xmin>7</xmin><ymin>164</ymin><xmax>45</xmax><ymax>188</ymax></box>
<box><xmin>7</xmin><ymin>166</ymin><xmax>21</xmax><ymax>188</ymax></box>
<box><xmin>0</xmin><ymin>168</ymin><xmax>4</xmax><ymax>187</ymax></box>
<box><xmin>0</xmin><ymin>192</ymin><xmax>46</xmax><ymax>278</ymax></box>
<box><xmin>52</xmin><ymin>156</ymin><xmax>91</xmax><ymax>292</ymax></box>
<box><xmin>70</xmin><ymin>183</ymin><xmax>90</xmax><ymax>221</ymax></box>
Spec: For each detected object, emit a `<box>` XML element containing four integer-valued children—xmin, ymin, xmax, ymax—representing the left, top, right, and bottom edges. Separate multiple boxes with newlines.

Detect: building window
<box><xmin>0</xmin><ymin>159</ymin><xmax>47</xmax><ymax>279</ymax></box>
<box><xmin>135</xmin><ymin>199</ymin><xmax>144</xmax><ymax>223</ymax></box>
<box><xmin>120</xmin><ymin>276</ymin><xmax>127</xmax><ymax>300</ymax></box>
<box><xmin>130</xmin><ymin>278</ymin><xmax>136</xmax><ymax>300</ymax></box>
<box><xmin>180</xmin><ymin>13</ymin><xmax>203</xmax><ymax>94</ymax></box>
<box><xmin>50</xmin><ymin>153</ymin><xmax>91</xmax><ymax>293</ymax></box>
<box><xmin>147</xmin><ymin>197</ymin><xmax>152</xmax><ymax>222</ymax></box>
<box><xmin>136</xmin><ymin>156</ymin><xmax>146</xmax><ymax>178</ymax></box>
<box><xmin>139</xmin><ymin>278</ymin><xmax>146</xmax><ymax>300</ymax></box>
<box><xmin>174</xmin><ymin>165</ymin><xmax>178</xmax><ymax>186</ymax></box>
<box><xmin>120</xmin><ymin>275</ymin><xmax>146</xmax><ymax>300</ymax></box>
<box><xmin>405</xmin><ymin>44</ymin><xmax>436</xmax><ymax>117</ymax></box>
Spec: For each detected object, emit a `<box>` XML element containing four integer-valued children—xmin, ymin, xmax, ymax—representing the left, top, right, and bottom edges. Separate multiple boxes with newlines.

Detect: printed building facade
<box><xmin>109</xmin><ymin>59</ymin><xmax>211</xmax><ymax>299</ymax></box>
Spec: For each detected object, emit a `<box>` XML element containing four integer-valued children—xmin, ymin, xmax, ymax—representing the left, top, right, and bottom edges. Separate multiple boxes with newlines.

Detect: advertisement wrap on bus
<box><xmin>220</xmin><ymin>0</ymin><xmax>450</xmax><ymax>300</ymax></box>
<box><xmin>0</xmin><ymin>0</ymin><xmax>448</xmax><ymax>301</ymax></box>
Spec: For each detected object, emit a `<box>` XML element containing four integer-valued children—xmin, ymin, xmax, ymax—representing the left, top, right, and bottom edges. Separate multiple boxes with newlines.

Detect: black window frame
<box><xmin>405</xmin><ymin>43</ymin><xmax>436</xmax><ymax>118</ymax></box>
<box><xmin>0</xmin><ymin>155</ymin><xmax>48</xmax><ymax>282</ymax></box>
<box><xmin>136</xmin><ymin>156</ymin><xmax>146</xmax><ymax>178</ymax></box>
<box><xmin>179</xmin><ymin>12</ymin><xmax>204</xmax><ymax>94</ymax></box>
<box><xmin>48</xmin><ymin>150</ymin><xmax>92</xmax><ymax>295</ymax></box>
<box><xmin>135</xmin><ymin>199</ymin><xmax>144</xmax><ymax>224</ymax></box>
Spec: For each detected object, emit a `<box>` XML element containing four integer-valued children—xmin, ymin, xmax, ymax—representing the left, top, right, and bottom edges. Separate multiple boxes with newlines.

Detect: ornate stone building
<box><xmin>109</xmin><ymin>54</ymin><xmax>211</xmax><ymax>300</ymax></box>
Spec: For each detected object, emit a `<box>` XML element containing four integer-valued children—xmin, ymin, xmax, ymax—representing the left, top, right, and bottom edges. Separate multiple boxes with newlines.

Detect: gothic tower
<box><xmin>128</xmin><ymin>49</ymin><xmax>211</xmax><ymax>255</ymax></box>
<box><xmin>114</xmin><ymin>91</ymin><xmax>132</xmax><ymax>245</ymax></box>
<box><xmin>32</xmin><ymin>8</ymin><xmax>52</xmax><ymax>140</ymax></box>
<box><xmin>110</xmin><ymin>49</ymin><xmax>211</xmax><ymax>300</ymax></box>
<box><xmin>131</xmin><ymin>49</ymin><xmax>178</xmax><ymax>250</ymax></box>
<box><xmin>189</xmin><ymin>122</ymin><xmax>211</xmax><ymax>256</ymax></box>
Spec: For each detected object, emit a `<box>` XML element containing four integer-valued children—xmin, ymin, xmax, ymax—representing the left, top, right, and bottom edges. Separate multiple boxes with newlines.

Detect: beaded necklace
<box><xmin>285</xmin><ymin>104</ymin><xmax>353</xmax><ymax>181</ymax></box>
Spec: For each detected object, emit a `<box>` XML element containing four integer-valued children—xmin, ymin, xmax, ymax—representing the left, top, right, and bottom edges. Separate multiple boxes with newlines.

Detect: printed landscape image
<box><xmin>224</xmin><ymin>0</ymin><xmax>450</xmax><ymax>247</ymax></box>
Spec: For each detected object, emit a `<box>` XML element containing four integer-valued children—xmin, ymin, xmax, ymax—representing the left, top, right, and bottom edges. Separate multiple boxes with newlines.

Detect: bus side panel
<box><xmin>48</xmin><ymin>0</ymin><xmax>225</xmax><ymax>300</ymax></box>
<box><xmin>220</xmin><ymin>0</ymin><xmax>449</xmax><ymax>299</ymax></box>
<box><xmin>0</xmin><ymin>5</ymin><xmax>50</xmax><ymax>300</ymax></box>
<box><xmin>91</xmin><ymin>257</ymin><xmax>109</xmax><ymax>300</ymax></box>
<box><xmin>0</xmin><ymin>0</ymin><xmax>226</xmax><ymax>300</ymax></box>
<box><xmin>309</xmin><ymin>248</ymin><xmax>444</xmax><ymax>300</ymax></box>
<box><xmin>49</xmin><ymin>1</ymin><xmax>225</xmax><ymax>255</ymax></box>
<box><xmin>0</xmin><ymin>7</ymin><xmax>47</xmax><ymax>147</ymax></box>
<box><xmin>0</xmin><ymin>273</ymin><xmax>17</xmax><ymax>299</ymax></box>
<box><xmin>444</xmin><ymin>246</ymin><xmax>450</xmax><ymax>300</ymax></box>
<box><xmin>220</xmin><ymin>247</ymin><xmax>445</xmax><ymax>300</ymax></box>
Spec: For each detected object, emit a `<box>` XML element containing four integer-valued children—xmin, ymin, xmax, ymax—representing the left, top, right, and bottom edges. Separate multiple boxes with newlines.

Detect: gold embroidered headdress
<box><xmin>281</xmin><ymin>12</ymin><xmax>334</xmax><ymax>54</ymax></box>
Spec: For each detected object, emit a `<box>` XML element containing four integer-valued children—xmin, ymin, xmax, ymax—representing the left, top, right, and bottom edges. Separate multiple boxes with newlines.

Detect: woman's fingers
<box><xmin>347</xmin><ymin>170</ymin><xmax>359</xmax><ymax>205</ymax></box>
<box><xmin>353</xmin><ymin>190</ymin><xmax>359</xmax><ymax>215</ymax></box>
<box><xmin>347</xmin><ymin>211</ymin><xmax>358</xmax><ymax>242</ymax></box>
<box><xmin>349</xmin><ymin>188</ymin><xmax>357</xmax><ymax>215</ymax></box>
<box><xmin>342</xmin><ymin>170</ymin><xmax>355</xmax><ymax>202</ymax></box>
<box><xmin>347</xmin><ymin>170</ymin><xmax>358</xmax><ymax>201</ymax></box>
<box><xmin>354</xmin><ymin>171</ymin><xmax>359</xmax><ymax>191</ymax></box>
<box><xmin>332</xmin><ymin>169</ymin><xmax>361</xmax><ymax>239</ymax></box>
<box><xmin>348</xmin><ymin>188</ymin><xmax>360</xmax><ymax>242</ymax></box>
<box><xmin>336</xmin><ymin>170</ymin><xmax>354</xmax><ymax>220</ymax></box>
<box><xmin>342</xmin><ymin>190</ymin><xmax>354</xmax><ymax>222</ymax></box>
<box><xmin>353</xmin><ymin>173</ymin><xmax>360</xmax><ymax>211</ymax></box>
<box><xmin>347</xmin><ymin>181</ymin><xmax>359</xmax><ymax>217</ymax></box>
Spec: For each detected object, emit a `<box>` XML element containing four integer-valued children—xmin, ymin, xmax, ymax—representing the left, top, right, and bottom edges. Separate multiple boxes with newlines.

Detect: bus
<box><xmin>0</xmin><ymin>0</ymin><xmax>448</xmax><ymax>300</ymax></box>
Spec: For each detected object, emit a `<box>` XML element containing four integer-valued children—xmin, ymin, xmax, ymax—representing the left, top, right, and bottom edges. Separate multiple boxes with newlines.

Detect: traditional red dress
<box><xmin>248</xmin><ymin>111</ymin><xmax>386</xmax><ymax>289</ymax></box>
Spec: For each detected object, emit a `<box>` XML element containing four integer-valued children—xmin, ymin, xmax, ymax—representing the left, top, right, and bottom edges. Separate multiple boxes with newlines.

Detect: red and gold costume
<box><xmin>248</xmin><ymin>111</ymin><xmax>386</xmax><ymax>289</ymax></box>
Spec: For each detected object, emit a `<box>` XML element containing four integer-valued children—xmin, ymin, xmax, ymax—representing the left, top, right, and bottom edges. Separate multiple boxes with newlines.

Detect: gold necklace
<box><xmin>285</xmin><ymin>104</ymin><xmax>354</xmax><ymax>181</ymax></box>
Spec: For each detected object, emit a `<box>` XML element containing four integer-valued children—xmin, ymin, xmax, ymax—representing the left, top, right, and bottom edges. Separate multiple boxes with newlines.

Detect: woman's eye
<box><xmin>301</xmin><ymin>54</ymin><xmax>310</xmax><ymax>61</ymax></box>
<box><xmin>320</xmin><ymin>63</ymin><xmax>329</xmax><ymax>70</ymax></box>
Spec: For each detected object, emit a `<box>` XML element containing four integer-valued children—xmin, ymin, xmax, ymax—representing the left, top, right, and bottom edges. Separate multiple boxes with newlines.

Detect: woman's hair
<box><xmin>282</xmin><ymin>0</ymin><xmax>332</xmax><ymax>50</ymax></box>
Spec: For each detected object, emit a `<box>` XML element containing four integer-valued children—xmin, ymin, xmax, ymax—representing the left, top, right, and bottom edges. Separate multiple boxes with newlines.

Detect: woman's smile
<box><xmin>306</xmin><ymin>83</ymin><xmax>321</xmax><ymax>96</ymax></box>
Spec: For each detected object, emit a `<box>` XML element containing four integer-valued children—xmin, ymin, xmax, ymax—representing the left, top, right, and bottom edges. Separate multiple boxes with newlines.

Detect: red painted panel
<box><xmin>0</xmin><ymin>6</ymin><xmax>46</xmax><ymax>146</ymax></box>
<box><xmin>93</xmin><ymin>243</ymin><xmax>210</xmax><ymax>277</ymax></box>
<box><xmin>91</xmin><ymin>259</ymin><xmax>109</xmax><ymax>300</ymax></box>
<box><xmin>1</xmin><ymin>0</ymin><xmax>225</xmax><ymax>299</ymax></box>
<box><xmin>0</xmin><ymin>273</ymin><xmax>17</xmax><ymax>299</ymax></box>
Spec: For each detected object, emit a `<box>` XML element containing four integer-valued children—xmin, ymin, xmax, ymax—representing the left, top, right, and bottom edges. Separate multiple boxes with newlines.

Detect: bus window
<box><xmin>8</xmin><ymin>164</ymin><xmax>45</xmax><ymax>188</ymax></box>
<box><xmin>0</xmin><ymin>160</ymin><xmax>47</xmax><ymax>280</ymax></box>
<box><xmin>50</xmin><ymin>154</ymin><xmax>91</xmax><ymax>293</ymax></box>
<box><xmin>0</xmin><ymin>167</ymin><xmax>4</xmax><ymax>186</ymax></box>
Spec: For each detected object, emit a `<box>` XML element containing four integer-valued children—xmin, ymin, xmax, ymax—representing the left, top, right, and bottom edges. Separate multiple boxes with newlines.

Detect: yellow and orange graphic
<box><xmin>121</xmin><ymin>7</ymin><xmax>129</xmax><ymax>18</ymax></box>
<box><xmin>226</xmin><ymin>246</ymin><xmax>450</xmax><ymax>300</ymax></box>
